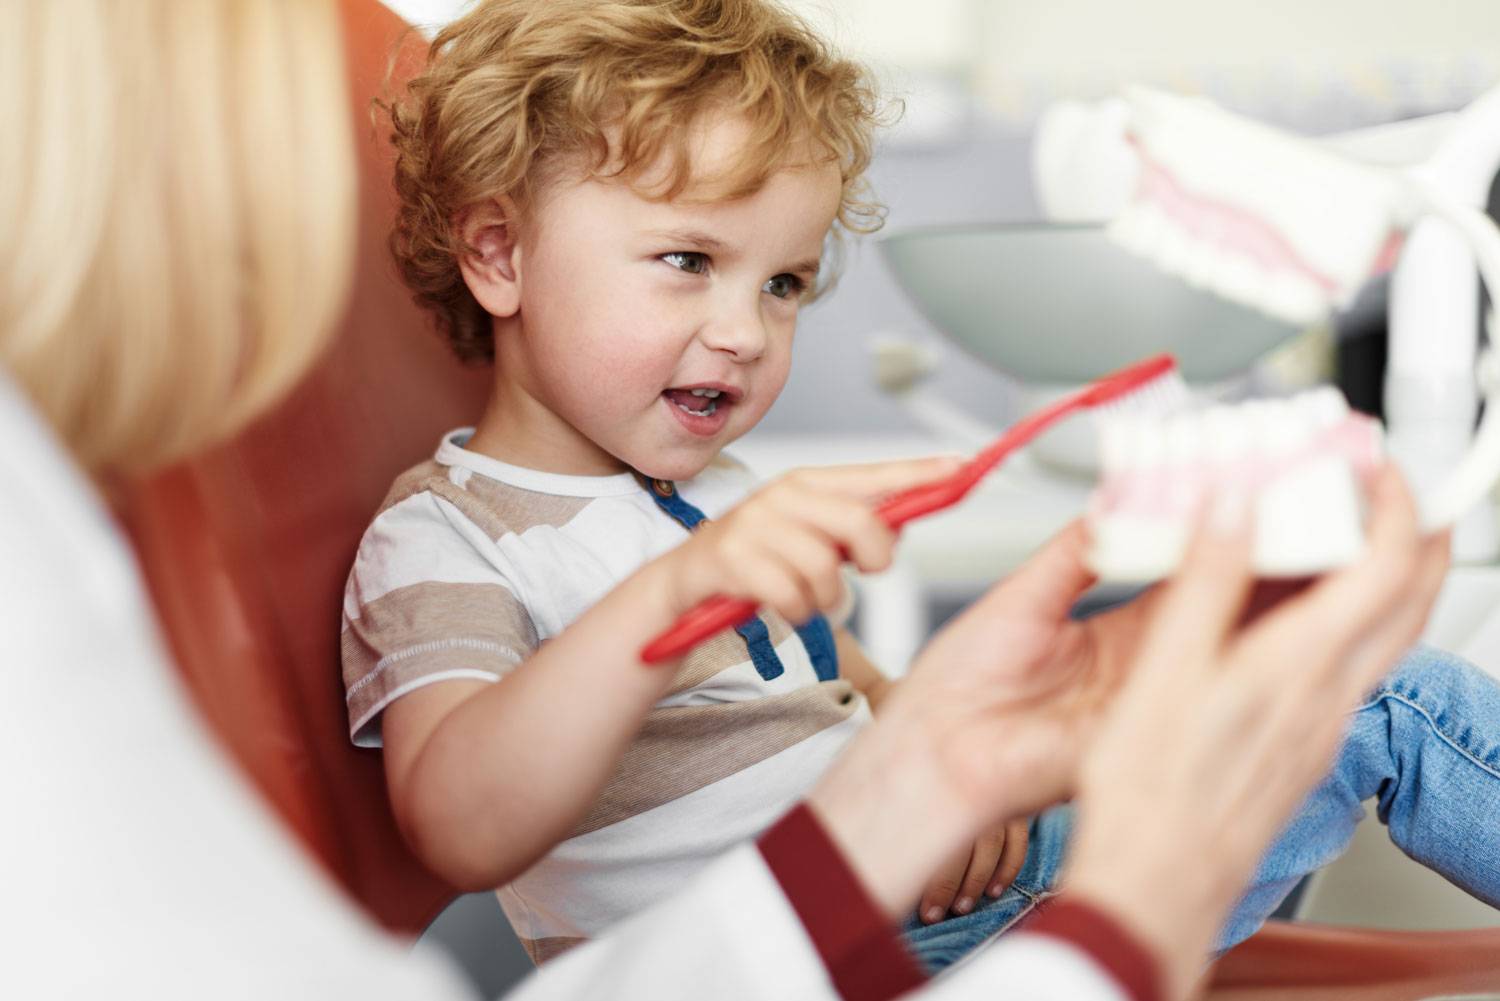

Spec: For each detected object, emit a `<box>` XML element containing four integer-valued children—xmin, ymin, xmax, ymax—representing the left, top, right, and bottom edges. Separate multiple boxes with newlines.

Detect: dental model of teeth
<box><xmin>1086</xmin><ymin>387</ymin><xmax>1385</xmax><ymax>582</ymax></box>
<box><xmin>1044</xmin><ymin>84</ymin><xmax>1500</xmax><ymax>546</ymax></box>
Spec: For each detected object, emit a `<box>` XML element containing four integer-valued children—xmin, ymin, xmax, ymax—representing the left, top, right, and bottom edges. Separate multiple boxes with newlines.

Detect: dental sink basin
<box><xmin>880</xmin><ymin>223</ymin><xmax>1306</xmax><ymax>384</ymax></box>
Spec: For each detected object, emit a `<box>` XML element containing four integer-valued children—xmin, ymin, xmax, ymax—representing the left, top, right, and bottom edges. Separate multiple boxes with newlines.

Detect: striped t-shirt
<box><xmin>340</xmin><ymin>430</ymin><xmax>869</xmax><ymax>962</ymax></box>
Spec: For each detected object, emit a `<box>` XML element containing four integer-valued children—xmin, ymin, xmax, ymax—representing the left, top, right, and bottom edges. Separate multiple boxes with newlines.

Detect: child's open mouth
<box><xmin>662</xmin><ymin>386</ymin><xmax>737</xmax><ymax>437</ymax></box>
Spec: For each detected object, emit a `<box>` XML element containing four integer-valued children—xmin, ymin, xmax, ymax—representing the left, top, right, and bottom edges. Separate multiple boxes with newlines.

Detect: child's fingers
<box><xmin>784</xmin><ymin>456</ymin><xmax>966</xmax><ymax>503</ymax></box>
<box><xmin>728</xmin><ymin>548</ymin><xmax>819</xmax><ymax>624</ymax></box>
<box><xmin>761</xmin><ymin>484</ymin><xmax>897</xmax><ymax>573</ymax></box>
<box><xmin>954</xmin><ymin>827</ymin><xmax>1008</xmax><ymax>914</ymax></box>
<box><xmin>755</xmin><ymin>521</ymin><xmax>848</xmax><ymax>612</ymax></box>
<box><xmin>989</xmin><ymin>819</ymin><xmax>1030</xmax><ymax>898</ymax></box>
<box><xmin>918</xmin><ymin>846</ymin><xmax>972</xmax><ymax>924</ymax></box>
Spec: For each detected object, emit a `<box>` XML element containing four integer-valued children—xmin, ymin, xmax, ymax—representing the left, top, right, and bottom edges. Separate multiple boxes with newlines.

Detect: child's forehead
<box><xmin>531</xmin><ymin>151</ymin><xmax>840</xmax><ymax>262</ymax></box>
<box><xmin>600</xmin><ymin>109</ymin><xmax>831</xmax><ymax>205</ymax></box>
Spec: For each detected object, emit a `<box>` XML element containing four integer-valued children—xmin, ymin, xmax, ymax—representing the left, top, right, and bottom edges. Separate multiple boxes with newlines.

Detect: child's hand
<box><xmin>917</xmin><ymin>818</ymin><xmax>1030</xmax><ymax>923</ymax></box>
<box><xmin>660</xmin><ymin>458</ymin><xmax>963</xmax><ymax>624</ymax></box>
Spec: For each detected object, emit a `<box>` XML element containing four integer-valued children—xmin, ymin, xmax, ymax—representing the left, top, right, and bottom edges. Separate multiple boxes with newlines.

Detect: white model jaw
<box><xmin>1108</xmin><ymin>87</ymin><xmax>1417</xmax><ymax>328</ymax></box>
<box><xmin>1087</xmin><ymin>387</ymin><xmax>1384</xmax><ymax>582</ymax></box>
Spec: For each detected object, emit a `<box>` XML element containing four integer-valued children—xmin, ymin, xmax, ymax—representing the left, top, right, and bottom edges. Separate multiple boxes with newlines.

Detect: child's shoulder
<box><xmin>368</xmin><ymin>453</ymin><xmax>614</xmax><ymax>548</ymax></box>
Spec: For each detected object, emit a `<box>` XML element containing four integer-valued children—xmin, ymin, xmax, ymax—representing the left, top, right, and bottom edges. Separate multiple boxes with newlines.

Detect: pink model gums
<box><xmin>1087</xmin><ymin>388</ymin><xmax>1385</xmax><ymax>582</ymax></box>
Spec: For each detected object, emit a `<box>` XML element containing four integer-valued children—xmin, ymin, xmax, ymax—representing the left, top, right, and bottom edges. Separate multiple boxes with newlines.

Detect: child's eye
<box><xmin>763</xmin><ymin>273</ymin><xmax>806</xmax><ymax>300</ymax></box>
<box><xmin>661</xmin><ymin>251</ymin><xmax>709</xmax><ymax>275</ymax></box>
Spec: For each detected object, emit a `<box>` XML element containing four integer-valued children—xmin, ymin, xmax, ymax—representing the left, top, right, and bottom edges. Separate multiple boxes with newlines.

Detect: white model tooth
<box><xmin>1302</xmin><ymin>386</ymin><xmax>1348</xmax><ymax>428</ymax></box>
<box><xmin>1212</xmin><ymin>252</ymin><xmax>1263</xmax><ymax>312</ymax></box>
<box><xmin>1166</xmin><ymin>412</ymin><xmax>1201</xmax><ymax>465</ymax></box>
<box><xmin>1136</xmin><ymin>416</ymin><xmax>1168</xmax><ymax>468</ymax></box>
<box><xmin>1099</xmin><ymin>419</ymin><xmax>1130</xmax><ymax>474</ymax></box>
<box><xmin>1113</xmin><ymin>204</ymin><xmax>1174</xmax><ymax>274</ymax></box>
<box><xmin>1203</xmin><ymin>404</ymin><xmax>1251</xmax><ymax>461</ymax></box>
<box><xmin>1262</xmin><ymin>399</ymin><xmax>1306</xmax><ymax>456</ymax></box>
<box><xmin>1262</xmin><ymin>272</ymin><xmax>1329</xmax><ymax>328</ymax></box>
<box><xmin>1153</xmin><ymin>221</ymin><xmax>1197</xmax><ymax>283</ymax></box>
<box><xmin>1180</xmin><ymin>241</ymin><xmax>1222</xmax><ymax>291</ymax></box>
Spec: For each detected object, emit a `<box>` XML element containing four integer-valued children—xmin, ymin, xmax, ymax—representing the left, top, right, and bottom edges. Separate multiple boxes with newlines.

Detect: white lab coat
<box><xmin>0</xmin><ymin>369</ymin><xmax>1130</xmax><ymax>1001</ymax></box>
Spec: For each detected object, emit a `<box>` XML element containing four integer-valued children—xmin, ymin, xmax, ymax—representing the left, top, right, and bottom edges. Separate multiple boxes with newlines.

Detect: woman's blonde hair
<box><xmin>0</xmin><ymin>0</ymin><xmax>356</xmax><ymax>473</ymax></box>
<box><xmin>383</xmin><ymin>0</ymin><xmax>887</xmax><ymax>364</ymax></box>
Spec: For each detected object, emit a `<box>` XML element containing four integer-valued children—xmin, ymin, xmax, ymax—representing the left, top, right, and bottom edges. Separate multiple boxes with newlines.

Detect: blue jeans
<box><xmin>902</xmin><ymin>645</ymin><xmax>1500</xmax><ymax>972</ymax></box>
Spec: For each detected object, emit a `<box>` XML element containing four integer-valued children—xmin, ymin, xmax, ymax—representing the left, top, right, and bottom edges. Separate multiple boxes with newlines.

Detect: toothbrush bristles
<box><xmin>1095</xmin><ymin>367</ymin><xmax>1192</xmax><ymax>419</ymax></box>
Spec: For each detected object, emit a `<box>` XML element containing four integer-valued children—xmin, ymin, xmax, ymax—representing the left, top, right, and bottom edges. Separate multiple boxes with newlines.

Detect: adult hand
<box><xmin>1065</xmin><ymin>467</ymin><xmax>1449</xmax><ymax>1000</ymax></box>
<box><xmin>808</xmin><ymin>517</ymin><xmax>1129</xmax><ymax>917</ymax></box>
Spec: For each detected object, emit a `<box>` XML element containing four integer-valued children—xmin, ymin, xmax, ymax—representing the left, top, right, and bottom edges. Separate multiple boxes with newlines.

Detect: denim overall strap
<box><xmin>637</xmin><ymin>474</ymin><xmax>838</xmax><ymax>682</ymax></box>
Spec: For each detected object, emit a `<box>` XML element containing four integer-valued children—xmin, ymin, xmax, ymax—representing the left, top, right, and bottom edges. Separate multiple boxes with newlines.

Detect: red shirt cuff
<box><xmin>757</xmin><ymin>803</ymin><xmax>927</xmax><ymax>1001</ymax></box>
<box><xmin>1024</xmin><ymin>898</ymin><xmax>1163</xmax><ymax>1001</ymax></box>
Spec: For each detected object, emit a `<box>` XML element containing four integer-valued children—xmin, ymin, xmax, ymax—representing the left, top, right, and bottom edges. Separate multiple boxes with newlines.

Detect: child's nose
<box><xmin>699</xmin><ymin>300</ymin><xmax>768</xmax><ymax>363</ymax></box>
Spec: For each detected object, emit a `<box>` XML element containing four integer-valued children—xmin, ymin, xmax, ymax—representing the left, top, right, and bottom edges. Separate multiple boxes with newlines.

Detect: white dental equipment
<box><xmin>1064</xmin><ymin>86</ymin><xmax>1500</xmax><ymax>579</ymax></box>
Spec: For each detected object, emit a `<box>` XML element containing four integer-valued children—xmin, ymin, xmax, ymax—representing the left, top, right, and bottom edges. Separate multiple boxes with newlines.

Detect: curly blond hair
<box><xmin>382</xmin><ymin>0</ymin><xmax>886</xmax><ymax>363</ymax></box>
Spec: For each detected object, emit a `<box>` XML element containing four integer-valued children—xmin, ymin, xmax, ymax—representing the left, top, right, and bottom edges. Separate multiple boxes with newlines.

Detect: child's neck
<box><xmin>464</xmin><ymin>385</ymin><xmax>628</xmax><ymax>478</ymax></box>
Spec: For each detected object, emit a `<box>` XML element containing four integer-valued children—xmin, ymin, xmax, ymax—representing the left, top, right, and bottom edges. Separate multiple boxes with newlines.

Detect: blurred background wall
<box><xmin>383</xmin><ymin>0</ymin><xmax>1500</xmax><ymax>439</ymax></box>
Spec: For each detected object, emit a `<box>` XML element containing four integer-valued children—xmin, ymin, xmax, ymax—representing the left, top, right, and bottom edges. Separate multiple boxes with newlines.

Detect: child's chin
<box><xmin>630</xmin><ymin>448</ymin><xmax>717</xmax><ymax>484</ymax></box>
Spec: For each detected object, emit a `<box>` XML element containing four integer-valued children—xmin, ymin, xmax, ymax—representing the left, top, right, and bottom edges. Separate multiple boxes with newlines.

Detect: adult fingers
<box><xmin>1273</xmin><ymin>466</ymin><xmax>1421</xmax><ymax>667</ymax></box>
<box><xmin>1129</xmin><ymin>489</ymin><xmax>1256</xmax><ymax>683</ymax></box>
<box><xmin>973</xmin><ymin>520</ymin><xmax>1098</xmax><ymax>625</ymax></box>
<box><xmin>1331</xmin><ymin>526</ymin><xmax>1451</xmax><ymax>703</ymax></box>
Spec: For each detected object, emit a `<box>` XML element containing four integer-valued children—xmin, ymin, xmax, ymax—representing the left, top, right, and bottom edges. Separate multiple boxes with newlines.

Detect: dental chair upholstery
<box><xmin>116</xmin><ymin>0</ymin><xmax>1500</xmax><ymax>995</ymax></box>
<box><xmin>119</xmin><ymin>0</ymin><xmax>484</xmax><ymax>935</ymax></box>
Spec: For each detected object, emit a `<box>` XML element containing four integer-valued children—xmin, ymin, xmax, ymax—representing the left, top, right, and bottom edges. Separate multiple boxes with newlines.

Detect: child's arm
<box><xmin>834</xmin><ymin>627</ymin><xmax>896</xmax><ymax>709</ymax></box>
<box><xmin>379</xmin><ymin>458</ymin><xmax>960</xmax><ymax>891</ymax></box>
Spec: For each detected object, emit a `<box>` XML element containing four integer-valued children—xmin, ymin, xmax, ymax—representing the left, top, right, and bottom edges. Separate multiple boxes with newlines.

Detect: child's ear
<box><xmin>455</xmin><ymin>197</ymin><xmax>524</xmax><ymax>318</ymax></box>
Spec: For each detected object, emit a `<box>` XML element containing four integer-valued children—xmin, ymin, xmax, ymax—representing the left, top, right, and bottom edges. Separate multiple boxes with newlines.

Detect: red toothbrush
<box><xmin>639</xmin><ymin>353</ymin><xmax>1188</xmax><ymax>664</ymax></box>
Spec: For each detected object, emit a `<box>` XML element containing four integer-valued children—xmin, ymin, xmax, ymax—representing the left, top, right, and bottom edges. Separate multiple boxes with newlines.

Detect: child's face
<box><xmin>494</xmin><ymin>117</ymin><xmax>842</xmax><ymax>480</ymax></box>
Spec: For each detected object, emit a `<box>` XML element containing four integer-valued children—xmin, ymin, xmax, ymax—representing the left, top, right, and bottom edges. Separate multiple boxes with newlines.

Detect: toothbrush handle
<box><xmin>639</xmin><ymin>595</ymin><xmax>761</xmax><ymax>664</ymax></box>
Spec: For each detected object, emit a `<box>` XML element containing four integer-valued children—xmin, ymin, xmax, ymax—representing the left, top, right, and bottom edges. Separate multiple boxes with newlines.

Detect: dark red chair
<box><xmin>116</xmin><ymin>0</ymin><xmax>1500</xmax><ymax>994</ymax></box>
<box><xmin>119</xmin><ymin>0</ymin><xmax>486</xmax><ymax>936</ymax></box>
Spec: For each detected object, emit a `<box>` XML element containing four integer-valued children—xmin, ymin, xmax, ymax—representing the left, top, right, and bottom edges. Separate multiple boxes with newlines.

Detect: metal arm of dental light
<box><xmin>1388</xmin><ymin>85</ymin><xmax>1500</xmax><ymax>561</ymax></box>
<box><xmin>1402</xmin><ymin>178</ymin><xmax>1500</xmax><ymax>534</ymax></box>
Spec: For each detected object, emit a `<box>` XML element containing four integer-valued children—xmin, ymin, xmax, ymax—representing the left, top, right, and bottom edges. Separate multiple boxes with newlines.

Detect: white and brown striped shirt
<box><xmin>341</xmin><ymin>430</ymin><xmax>868</xmax><ymax>962</ymax></box>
